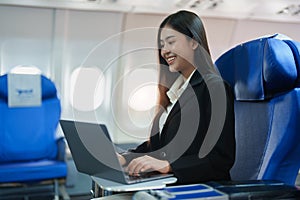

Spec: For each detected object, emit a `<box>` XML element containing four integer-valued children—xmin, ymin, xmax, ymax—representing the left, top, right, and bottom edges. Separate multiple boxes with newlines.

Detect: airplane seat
<box><xmin>215</xmin><ymin>33</ymin><xmax>300</xmax><ymax>185</ymax></box>
<box><xmin>0</xmin><ymin>73</ymin><xmax>69</xmax><ymax>199</ymax></box>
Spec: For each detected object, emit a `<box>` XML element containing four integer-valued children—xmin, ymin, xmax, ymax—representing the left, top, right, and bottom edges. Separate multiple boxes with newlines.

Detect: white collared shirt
<box><xmin>158</xmin><ymin>70</ymin><xmax>196</xmax><ymax>134</ymax></box>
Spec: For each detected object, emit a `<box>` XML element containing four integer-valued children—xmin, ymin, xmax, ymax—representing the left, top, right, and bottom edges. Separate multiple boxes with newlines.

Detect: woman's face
<box><xmin>160</xmin><ymin>26</ymin><xmax>196</xmax><ymax>77</ymax></box>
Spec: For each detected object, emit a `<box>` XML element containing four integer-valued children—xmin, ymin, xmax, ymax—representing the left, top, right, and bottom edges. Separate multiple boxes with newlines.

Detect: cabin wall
<box><xmin>0</xmin><ymin>3</ymin><xmax>299</xmax><ymax>143</ymax></box>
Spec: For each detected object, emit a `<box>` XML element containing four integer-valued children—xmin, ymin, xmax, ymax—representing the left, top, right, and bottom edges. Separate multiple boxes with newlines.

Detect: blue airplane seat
<box><xmin>215</xmin><ymin>33</ymin><xmax>300</xmax><ymax>185</ymax></box>
<box><xmin>0</xmin><ymin>74</ymin><xmax>69</xmax><ymax>199</ymax></box>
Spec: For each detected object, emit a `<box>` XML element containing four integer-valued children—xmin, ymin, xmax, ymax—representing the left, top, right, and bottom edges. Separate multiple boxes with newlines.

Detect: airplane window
<box><xmin>126</xmin><ymin>68</ymin><xmax>158</xmax><ymax>112</ymax></box>
<box><xmin>128</xmin><ymin>84</ymin><xmax>157</xmax><ymax>111</ymax></box>
<box><xmin>70</xmin><ymin>67</ymin><xmax>105</xmax><ymax>111</ymax></box>
<box><xmin>123</xmin><ymin>68</ymin><xmax>158</xmax><ymax>129</ymax></box>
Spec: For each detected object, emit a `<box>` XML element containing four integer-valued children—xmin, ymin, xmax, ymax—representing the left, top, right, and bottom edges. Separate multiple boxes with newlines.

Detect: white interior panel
<box><xmin>0</xmin><ymin>6</ymin><xmax>54</xmax><ymax>75</ymax></box>
<box><xmin>0</xmin><ymin>1</ymin><xmax>300</xmax><ymax>144</ymax></box>
<box><xmin>200</xmin><ymin>16</ymin><xmax>237</xmax><ymax>61</ymax></box>
<box><xmin>230</xmin><ymin>19</ymin><xmax>300</xmax><ymax>49</ymax></box>
<box><xmin>58</xmin><ymin>10</ymin><xmax>124</xmax><ymax>133</ymax></box>
<box><xmin>112</xmin><ymin>13</ymin><xmax>167</xmax><ymax>143</ymax></box>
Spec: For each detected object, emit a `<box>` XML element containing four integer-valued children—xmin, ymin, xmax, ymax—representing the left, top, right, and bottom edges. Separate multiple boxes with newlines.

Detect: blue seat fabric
<box><xmin>0</xmin><ymin>160</ymin><xmax>66</xmax><ymax>182</ymax></box>
<box><xmin>0</xmin><ymin>74</ymin><xmax>67</xmax><ymax>183</ymax></box>
<box><xmin>215</xmin><ymin>33</ymin><xmax>300</xmax><ymax>185</ymax></box>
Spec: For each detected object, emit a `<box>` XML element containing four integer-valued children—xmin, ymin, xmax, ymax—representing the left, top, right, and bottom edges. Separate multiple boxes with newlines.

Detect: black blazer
<box><xmin>123</xmin><ymin>71</ymin><xmax>235</xmax><ymax>184</ymax></box>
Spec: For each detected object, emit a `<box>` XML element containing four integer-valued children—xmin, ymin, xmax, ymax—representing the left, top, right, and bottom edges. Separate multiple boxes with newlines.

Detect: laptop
<box><xmin>60</xmin><ymin>119</ymin><xmax>173</xmax><ymax>184</ymax></box>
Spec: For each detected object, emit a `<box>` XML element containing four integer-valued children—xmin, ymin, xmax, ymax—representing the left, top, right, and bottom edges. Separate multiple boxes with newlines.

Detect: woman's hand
<box><xmin>126</xmin><ymin>155</ymin><xmax>171</xmax><ymax>176</ymax></box>
<box><xmin>116</xmin><ymin>153</ymin><xmax>126</xmax><ymax>166</ymax></box>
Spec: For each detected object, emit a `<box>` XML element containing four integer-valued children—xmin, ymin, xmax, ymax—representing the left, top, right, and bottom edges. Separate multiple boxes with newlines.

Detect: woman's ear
<box><xmin>191</xmin><ymin>39</ymin><xmax>199</xmax><ymax>50</ymax></box>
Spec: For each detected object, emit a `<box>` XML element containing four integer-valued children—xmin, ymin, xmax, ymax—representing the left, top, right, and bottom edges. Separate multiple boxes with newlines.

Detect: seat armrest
<box><xmin>56</xmin><ymin>137</ymin><xmax>66</xmax><ymax>161</ymax></box>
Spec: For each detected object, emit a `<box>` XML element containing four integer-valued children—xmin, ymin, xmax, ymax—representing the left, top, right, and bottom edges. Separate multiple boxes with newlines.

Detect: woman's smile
<box><xmin>166</xmin><ymin>55</ymin><xmax>176</xmax><ymax>65</ymax></box>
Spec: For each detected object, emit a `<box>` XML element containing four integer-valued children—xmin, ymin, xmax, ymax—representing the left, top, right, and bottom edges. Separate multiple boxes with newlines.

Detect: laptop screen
<box><xmin>60</xmin><ymin>120</ymin><xmax>124</xmax><ymax>178</ymax></box>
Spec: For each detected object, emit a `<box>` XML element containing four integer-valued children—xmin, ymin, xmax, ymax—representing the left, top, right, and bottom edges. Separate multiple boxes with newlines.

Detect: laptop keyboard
<box><xmin>128</xmin><ymin>171</ymin><xmax>160</xmax><ymax>179</ymax></box>
<box><xmin>126</xmin><ymin>171</ymin><xmax>173</xmax><ymax>183</ymax></box>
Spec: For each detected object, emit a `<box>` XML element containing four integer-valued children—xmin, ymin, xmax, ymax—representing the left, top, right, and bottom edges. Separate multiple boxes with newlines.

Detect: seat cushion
<box><xmin>0</xmin><ymin>160</ymin><xmax>67</xmax><ymax>183</ymax></box>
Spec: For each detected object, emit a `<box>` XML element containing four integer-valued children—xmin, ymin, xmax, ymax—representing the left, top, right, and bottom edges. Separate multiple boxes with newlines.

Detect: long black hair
<box><xmin>156</xmin><ymin>10</ymin><xmax>216</xmax><ymax>109</ymax></box>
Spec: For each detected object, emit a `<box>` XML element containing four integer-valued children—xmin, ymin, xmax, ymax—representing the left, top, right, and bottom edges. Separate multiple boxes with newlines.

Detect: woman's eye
<box><xmin>168</xmin><ymin>40</ymin><xmax>175</xmax><ymax>45</ymax></box>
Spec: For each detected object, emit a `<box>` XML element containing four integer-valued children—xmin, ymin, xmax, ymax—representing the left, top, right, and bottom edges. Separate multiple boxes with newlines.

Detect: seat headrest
<box><xmin>215</xmin><ymin>33</ymin><xmax>299</xmax><ymax>101</ymax></box>
<box><xmin>284</xmin><ymin>39</ymin><xmax>300</xmax><ymax>87</ymax></box>
<box><xmin>0</xmin><ymin>74</ymin><xmax>57</xmax><ymax>100</ymax></box>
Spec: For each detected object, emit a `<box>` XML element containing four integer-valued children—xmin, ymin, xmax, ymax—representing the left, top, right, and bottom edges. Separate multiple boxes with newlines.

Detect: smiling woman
<box><xmin>159</xmin><ymin>27</ymin><xmax>196</xmax><ymax>77</ymax></box>
<box><xmin>118</xmin><ymin>10</ymin><xmax>236</xmax><ymax>185</ymax></box>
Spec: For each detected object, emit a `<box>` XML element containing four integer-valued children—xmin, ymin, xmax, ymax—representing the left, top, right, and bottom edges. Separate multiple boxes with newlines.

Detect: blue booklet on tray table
<box><xmin>133</xmin><ymin>183</ymin><xmax>228</xmax><ymax>200</ymax></box>
<box><xmin>133</xmin><ymin>180</ymin><xmax>300</xmax><ymax>200</ymax></box>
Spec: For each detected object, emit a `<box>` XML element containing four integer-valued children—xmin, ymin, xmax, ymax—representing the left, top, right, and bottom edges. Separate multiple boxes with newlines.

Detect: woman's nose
<box><xmin>161</xmin><ymin>45</ymin><xmax>170</xmax><ymax>55</ymax></box>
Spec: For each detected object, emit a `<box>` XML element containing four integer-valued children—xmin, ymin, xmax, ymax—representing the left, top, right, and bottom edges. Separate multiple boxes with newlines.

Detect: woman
<box><xmin>118</xmin><ymin>10</ymin><xmax>235</xmax><ymax>184</ymax></box>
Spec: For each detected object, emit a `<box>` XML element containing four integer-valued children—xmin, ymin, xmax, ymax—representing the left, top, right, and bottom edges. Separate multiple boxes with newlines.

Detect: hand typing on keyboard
<box><xmin>125</xmin><ymin>155</ymin><xmax>171</xmax><ymax>176</ymax></box>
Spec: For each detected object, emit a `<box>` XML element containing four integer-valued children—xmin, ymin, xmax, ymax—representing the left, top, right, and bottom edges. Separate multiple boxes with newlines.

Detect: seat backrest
<box><xmin>215</xmin><ymin>33</ymin><xmax>300</xmax><ymax>185</ymax></box>
<box><xmin>0</xmin><ymin>74</ymin><xmax>61</xmax><ymax>163</ymax></box>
